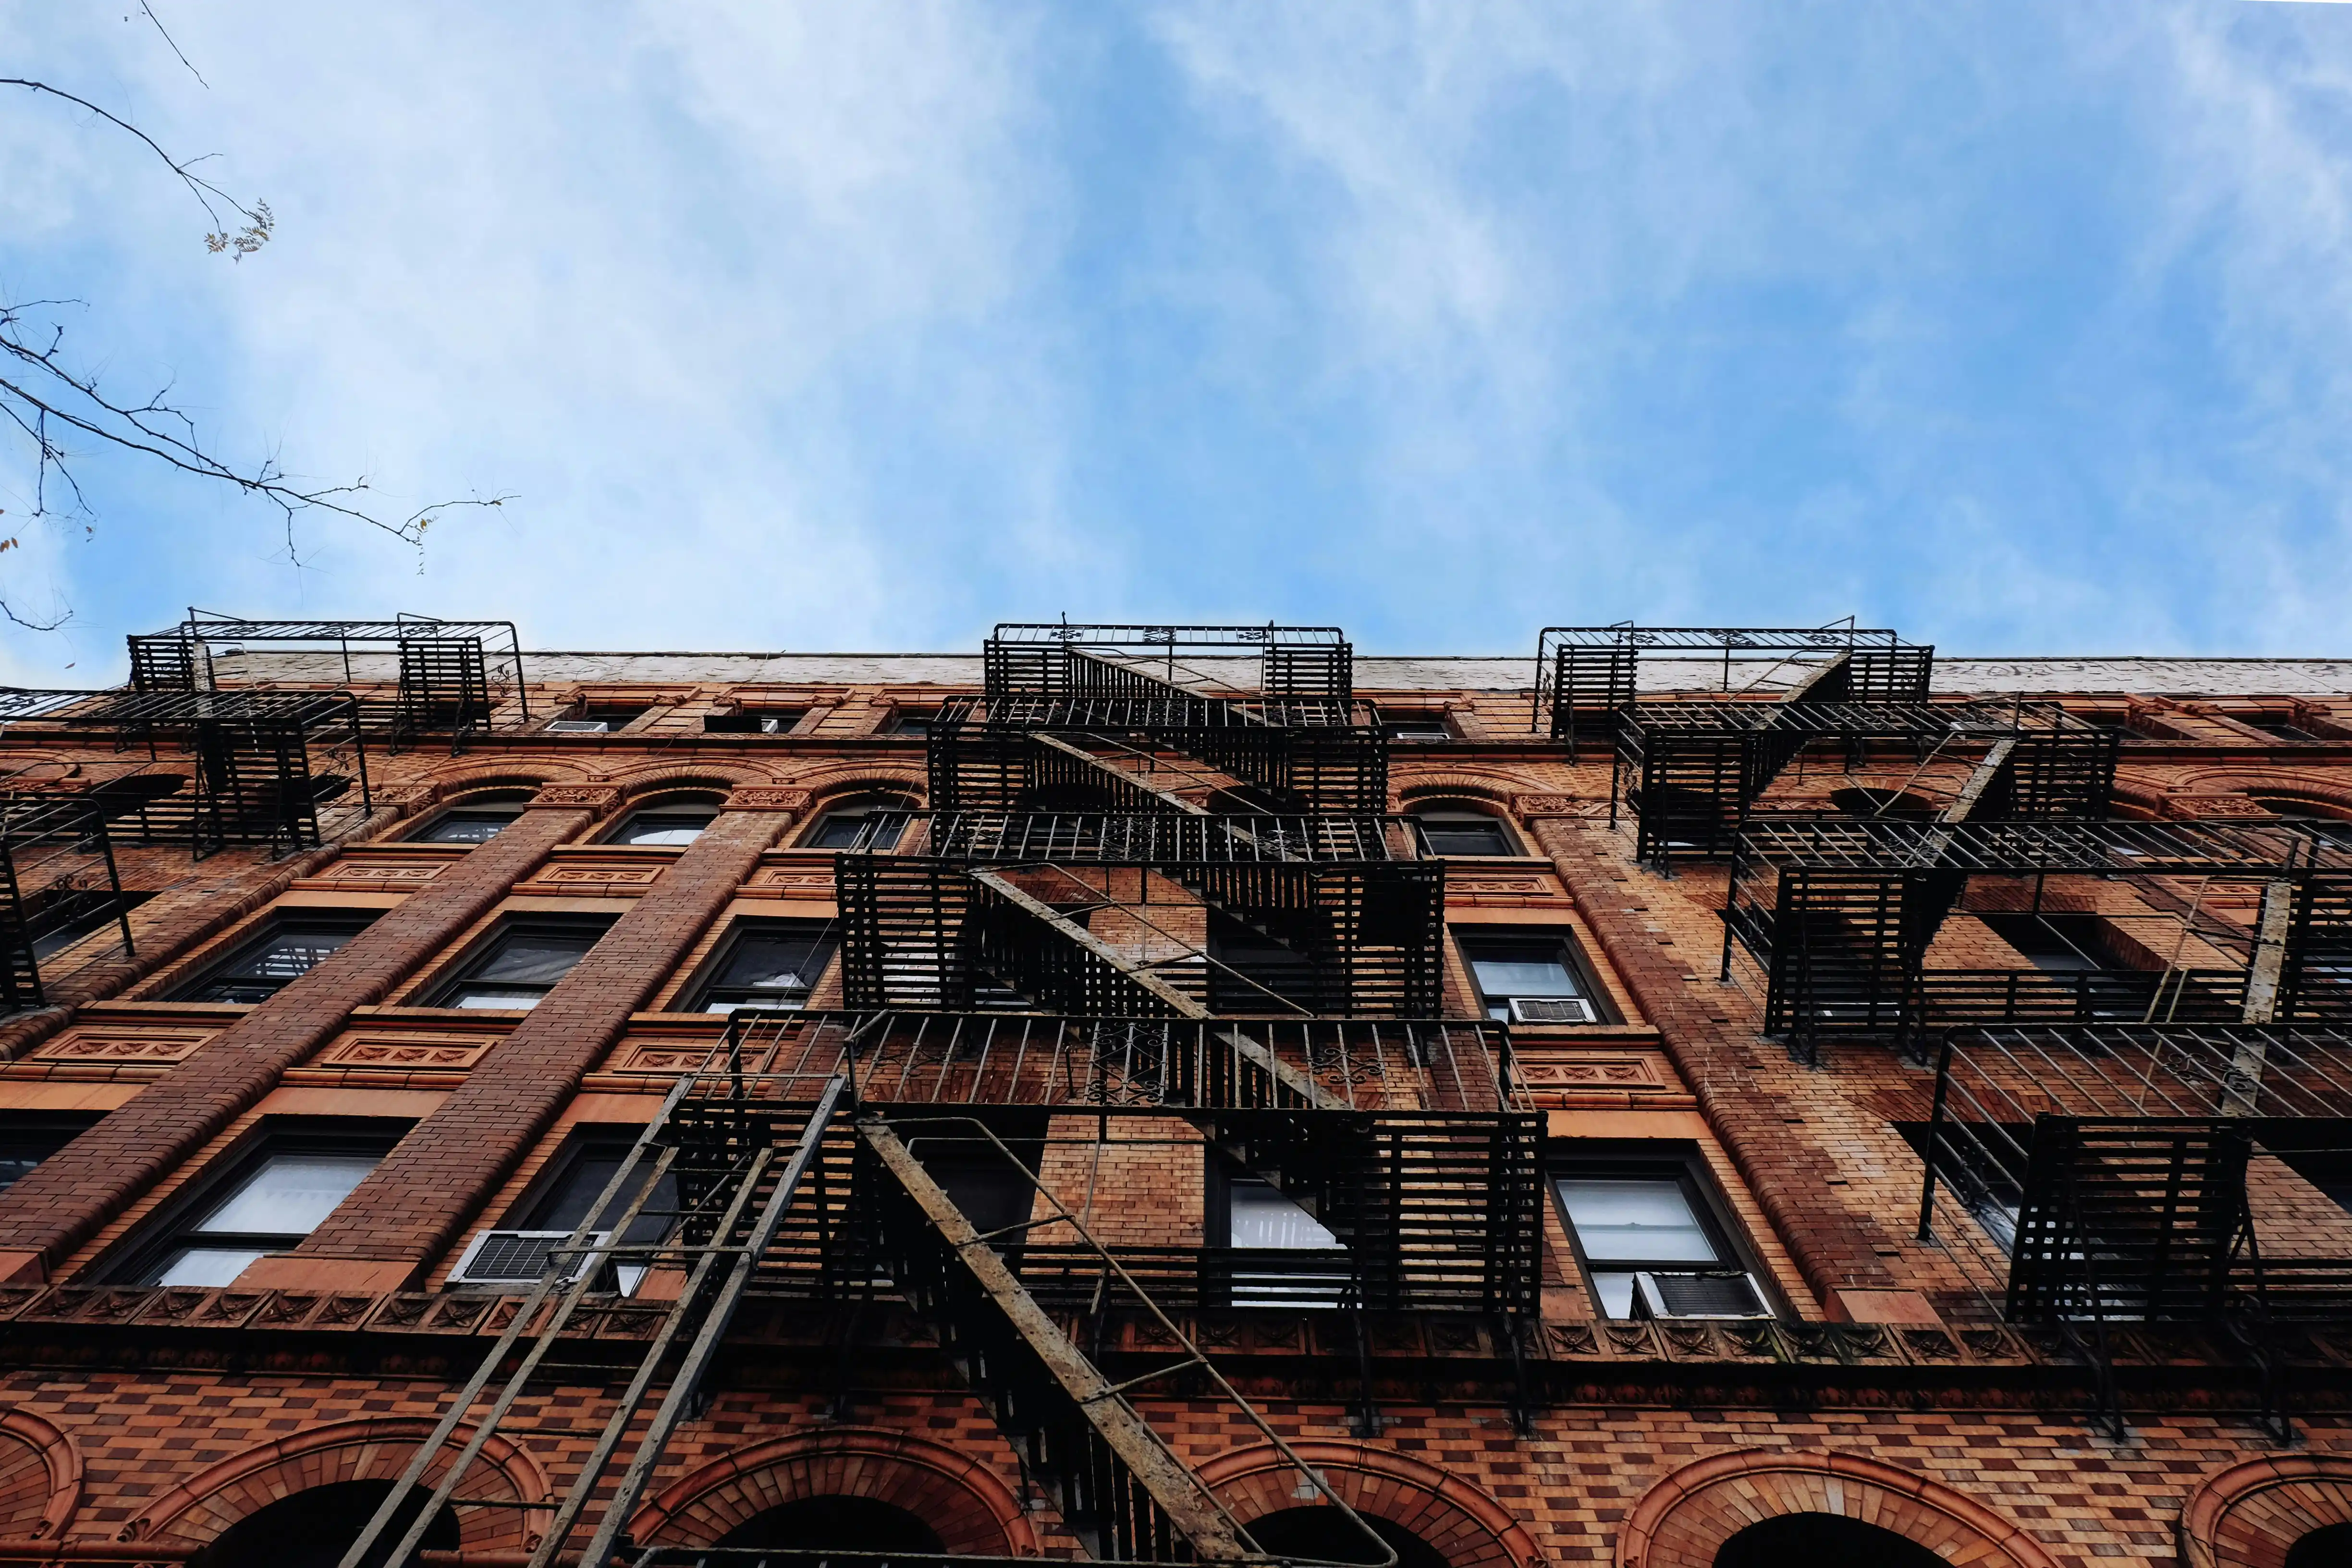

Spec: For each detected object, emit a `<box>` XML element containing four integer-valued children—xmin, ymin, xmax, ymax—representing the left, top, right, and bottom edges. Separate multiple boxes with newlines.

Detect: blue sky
<box><xmin>5</xmin><ymin>1</ymin><xmax>2352</xmax><ymax>678</ymax></box>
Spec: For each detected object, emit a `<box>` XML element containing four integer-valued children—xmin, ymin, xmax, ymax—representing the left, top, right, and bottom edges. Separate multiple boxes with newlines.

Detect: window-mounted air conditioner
<box><xmin>451</xmin><ymin>1229</ymin><xmax>609</xmax><ymax>1286</ymax></box>
<box><xmin>544</xmin><ymin>719</ymin><xmax>610</xmax><ymax>734</ymax></box>
<box><xmin>1631</xmin><ymin>1270</ymin><xmax>1770</xmax><ymax>1320</ymax></box>
<box><xmin>1507</xmin><ymin>995</ymin><xmax>1597</xmax><ymax>1025</ymax></box>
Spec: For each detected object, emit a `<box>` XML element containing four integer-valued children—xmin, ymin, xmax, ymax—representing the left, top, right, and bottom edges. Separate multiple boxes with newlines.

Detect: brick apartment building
<box><xmin>0</xmin><ymin>616</ymin><xmax>2347</xmax><ymax>1568</ymax></box>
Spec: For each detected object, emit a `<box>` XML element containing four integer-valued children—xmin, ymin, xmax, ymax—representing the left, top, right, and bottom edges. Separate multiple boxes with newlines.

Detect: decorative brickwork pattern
<box><xmin>2180</xmin><ymin>1454</ymin><xmax>2352</xmax><ymax>1568</ymax></box>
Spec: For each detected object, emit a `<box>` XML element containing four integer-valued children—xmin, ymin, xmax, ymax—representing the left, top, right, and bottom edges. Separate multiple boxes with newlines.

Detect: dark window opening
<box><xmin>123</xmin><ymin>1128</ymin><xmax>404</xmax><ymax>1287</ymax></box>
<box><xmin>187</xmin><ymin>1479</ymin><xmax>456</xmax><ymax>1568</ymax></box>
<box><xmin>2278</xmin><ymin>1149</ymin><xmax>2352</xmax><ymax>1217</ymax></box>
<box><xmin>2287</xmin><ymin>1522</ymin><xmax>2352</xmax><ymax>1568</ymax></box>
<box><xmin>1382</xmin><ymin>714</ymin><xmax>1452</xmax><ymax>743</ymax></box>
<box><xmin>1896</xmin><ymin>1120</ymin><xmax>2025</xmax><ymax>1253</ymax></box>
<box><xmin>1712</xmin><ymin>1512</ymin><xmax>1945</xmax><ymax>1568</ymax></box>
<box><xmin>29</xmin><ymin>890</ymin><xmax>150</xmax><ymax>960</ymax></box>
<box><xmin>2250</xmin><ymin>796</ymin><xmax>2352</xmax><ymax>848</ymax></box>
<box><xmin>1553</xmin><ymin>1151</ymin><xmax>1768</xmax><ymax>1320</ymax></box>
<box><xmin>1458</xmin><ymin>928</ymin><xmax>1603</xmax><ymax>1024</ymax></box>
<box><xmin>705</xmin><ymin>708</ymin><xmax>807</xmax><ymax>735</ymax></box>
<box><xmin>804</xmin><ymin>800</ymin><xmax>914</xmax><ymax>851</ymax></box>
<box><xmin>0</xmin><ymin>1113</ymin><xmax>100</xmax><ymax>1195</ymax></box>
<box><xmin>410</xmin><ymin>794</ymin><xmax>531</xmax><ymax>844</ymax></box>
<box><xmin>432</xmin><ymin>919</ymin><xmax>612</xmax><ymax>1010</ymax></box>
<box><xmin>1208</xmin><ymin>913</ymin><xmax>1318</xmax><ymax>1015</ymax></box>
<box><xmin>883</xmin><ymin>711</ymin><xmax>935</xmax><ymax>738</ymax></box>
<box><xmin>2246</xmin><ymin>717</ymin><xmax>2326</xmax><ymax>743</ymax></box>
<box><xmin>1410</xmin><ymin>808</ymin><xmax>1518</xmax><ymax>857</ymax></box>
<box><xmin>1244</xmin><ymin>1507</ymin><xmax>1447</xmax><ymax>1568</ymax></box>
<box><xmin>687</xmin><ymin>919</ymin><xmax>838</xmax><ymax>1013</ymax></box>
<box><xmin>1828</xmin><ymin>786</ymin><xmax>1937</xmax><ymax>821</ymax></box>
<box><xmin>717</xmin><ymin>1497</ymin><xmax>943</xmax><ymax>1553</ymax></box>
<box><xmin>608</xmin><ymin>803</ymin><xmax>719</xmax><ymax>846</ymax></box>
<box><xmin>179</xmin><ymin>913</ymin><xmax>379</xmax><ymax>1004</ymax></box>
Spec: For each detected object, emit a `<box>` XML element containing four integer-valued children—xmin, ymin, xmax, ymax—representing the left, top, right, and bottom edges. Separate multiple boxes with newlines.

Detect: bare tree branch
<box><xmin>1</xmin><ymin>79</ymin><xmax>267</xmax><ymax>257</ymax></box>
<box><xmin>135</xmin><ymin>3</ymin><xmax>209</xmax><ymax>89</ymax></box>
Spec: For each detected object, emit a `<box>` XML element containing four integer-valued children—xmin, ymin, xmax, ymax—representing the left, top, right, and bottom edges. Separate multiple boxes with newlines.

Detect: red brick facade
<box><xmin>0</xmin><ymin>648</ymin><xmax>2348</xmax><ymax>1565</ymax></box>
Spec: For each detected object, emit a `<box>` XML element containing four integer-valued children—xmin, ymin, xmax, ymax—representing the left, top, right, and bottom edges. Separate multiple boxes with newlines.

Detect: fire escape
<box><xmin>1918</xmin><ymin>1020</ymin><xmax>2352</xmax><ymax>1438</ymax></box>
<box><xmin>337</xmin><ymin>624</ymin><xmax>1541</xmax><ymax>1567</ymax></box>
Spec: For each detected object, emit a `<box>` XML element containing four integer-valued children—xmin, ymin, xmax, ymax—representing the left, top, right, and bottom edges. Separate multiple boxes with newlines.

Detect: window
<box><xmin>882</xmin><ymin>711</ymin><xmax>934</xmax><ymax>738</ymax></box>
<box><xmin>687</xmin><ymin>920</ymin><xmax>838</xmax><ymax>1012</ymax></box>
<box><xmin>607</xmin><ymin>802</ymin><xmax>719</xmax><ymax>846</ymax></box>
<box><xmin>548</xmin><ymin>704</ymin><xmax>651</xmax><ymax>735</ymax></box>
<box><xmin>2250</xmin><ymin>796</ymin><xmax>2352</xmax><ymax>848</ymax></box>
<box><xmin>1382</xmin><ymin>714</ymin><xmax>1451</xmax><ymax>743</ymax></box>
<box><xmin>431</xmin><ymin>919</ymin><xmax>611</xmax><ymax>1009</ymax></box>
<box><xmin>1553</xmin><ymin>1155</ymin><xmax>1768</xmax><ymax>1319</ymax></box>
<box><xmin>1207</xmin><ymin>914</ymin><xmax>1317</xmax><ymax>1014</ymax></box>
<box><xmin>0</xmin><ymin>1114</ymin><xmax>98</xmax><ymax>1195</ymax></box>
<box><xmin>178</xmin><ymin>913</ymin><xmax>379</xmax><ymax>1004</ymax></box>
<box><xmin>28</xmin><ymin>891</ymin><xmax>149</xmax><ymax>960</ymax></box>
<box><xmin>454</xmin><ymin>1132</ymin><xmax>679</xmax><ymax>1292</ymax></box>
<box><xmin>127</xmin><ymin>1133</ymin><xmax>398</xmax><ymax>1286</ymax></box>
<box><xmin>1409</xmin><ymin>808</ymin><xmax>1518</xmax><ymax>857</ymax></box>
<box><xmin>803</xmin><ymin>799</ymin><xmax>913</xmax><ymax>851</ymax></box>
<box><xmin>2245</xmin><ymin>716</ymin><xmax>2326</xmax><ymax>743</ymax></box>
<box><xmin>704</xmin><ymin>709</ymin><xmax>807</xmax><ymax>735</ymax></box>
<box><xmin>1216</xmin><ymin>1165</ymin><xmax>1347</xmax><ymax>1306</ymax></box>
<box><xmin>1457</xmin><ymin>928</ymin><xmax>1602</xmax><ymax>1024</ymax></box>
<box><xmin>409</xmin><ymin>795</ymin><xmax>530</xmax><ymax>844</ymax></box>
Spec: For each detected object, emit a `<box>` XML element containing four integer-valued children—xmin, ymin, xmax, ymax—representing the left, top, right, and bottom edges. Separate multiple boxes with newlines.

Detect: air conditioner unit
<box><xmin>1632</xmin><ymin>1270</ymin><xmax>1770</xmax><ymax>1320</ymax></box>
<box><xmin>544</xmin><ymin>719</ymin><xmax>610</xmax><ymax>734</ymax></box>
<box><xmin>451</xmin><ymin>1229</ymin><xmax>608</xmax><ymax>1286</ymax></box>
<box><xmin>1507</xmin><ymin>995</ymin><xmax>1597</xmax><ymax>1025</ymax></box>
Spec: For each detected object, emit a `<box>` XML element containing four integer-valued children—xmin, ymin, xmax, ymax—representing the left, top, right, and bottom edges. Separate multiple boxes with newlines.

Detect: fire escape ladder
<box><xmin>859</xmin><ymin>1116</ymin><xmax>1380</xmax><ymax>1566</ymax></box>
<box><xmin>395</xmin><ymin>633</ymin><xmax>493</xmax><ymax>755</ymax></box>
<box><xmin>338</xmin><ymin>1074</ymin><xmax>852</xmax><ymax>1568</ymax></box>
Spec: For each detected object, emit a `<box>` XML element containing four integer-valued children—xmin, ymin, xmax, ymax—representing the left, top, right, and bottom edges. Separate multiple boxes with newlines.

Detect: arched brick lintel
<box><xmin>625</xmin><ymin>1427</ymin><xmax>1038</xmax><ymax>1556</ymax></box>
<box><xmin>1195</xmin><ymin>1440</ymin><xmax>1540</xmax><ymax>1568</ymax></box>
<box><xmin>2180</xmin><ymin>1453</ymin><xmax>2352</xmax><ymax>1568</ymax></box>
<box><xmin>124</xmin><ymin>1417</ymin><xmax>549</xmax><ymax>1552</ymax></box>
<box><xmin>1394</xmin><ymin>771</ymin><xmax>1542</xmax><ymax>810</ymax></box>
<box><xmin>1617</xmin><ymin>1448</ymin><xmax>2058</xmax><ymax>1568</ymax></box>
<box><xmin>0</xmin><ymin>1409</ymin><xmax>83</xmax><ymax>1540</ymax></box>
<box><xmin>791</xmin><ymin>767</ymin><xmax>930</xmax><ymax>808</ymax></box>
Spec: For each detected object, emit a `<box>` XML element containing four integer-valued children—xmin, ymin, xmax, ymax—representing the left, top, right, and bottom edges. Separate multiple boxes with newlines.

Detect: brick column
<box><xmin>1527</xmin><ymin>810</ymin><xmax>1926</xmax><ymax>1316</ymax></box>
<box><xmin>0</xmin><ymin>792</ymin><xmax>604</xmax><ymax>1285</ymax></box>
<box><xmin>269</xmin><ymin>787</ymin><xmax>808</xmax><ymax>1292</ymax></box>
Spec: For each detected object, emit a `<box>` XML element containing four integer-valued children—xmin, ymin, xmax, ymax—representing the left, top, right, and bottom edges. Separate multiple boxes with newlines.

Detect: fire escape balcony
<box><xmin>836</xmin><ymin>813</ymin><xmax>1445</xmax><ymax>1019</ymax></box>
<box><xmin>1917</xmin><ymin>1020</ymin><xmax>2352</xmax><ymax>1434</ymax></box>
<box><xmin>1722</xmin><ymin>818</ymin><xmax>2352</xmax><ymax>1060</ymax></box>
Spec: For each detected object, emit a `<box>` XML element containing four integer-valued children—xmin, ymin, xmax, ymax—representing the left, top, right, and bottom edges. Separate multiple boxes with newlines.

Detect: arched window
<box><xmin>2248</xmin><ymin>794</ymin><xmax>2352</xmax><ymax>848</ymax></box>
<box><xmin>188</xmin><ymin>1479</ymin><xmax>455</xmax><ymax>1568</ymax></box>
<box><xmin>1712</xmin><ymin>1512</ymin><xmax>1944</xmax><ymax>1568</ymax></box>
<box><xmin>1409</xmin><ymin>804</ymin><xmax>1520</xmax><ymax>858</ymax></box>
<box><xmin>408</xmin><ymin>790</ymin><xmax>534</xmax><ymax>845</ymax></box>
<box><xmin>1243</xmin><ymin>1507</ymin><xmax>1447</xmax><ymax>1568</ymax></box>
<box><xmin>606</xmin><ymin>795</ymin><xmax>725</xmax><ymax>847</ymax></box>
<box><xmin>803</xmin><ymin>794</ymin><xmax>917</xmax><ymax>851</ymax></box>
<box><xmin>2289</xmin><ymin>1521</ymin><xmax>2352</xmax><ymax>1568</ymax></box>
<box><xmin>717</xmin><ymin>1495</ymin><xmax>944</xmax><ymax>1552</ymax></box>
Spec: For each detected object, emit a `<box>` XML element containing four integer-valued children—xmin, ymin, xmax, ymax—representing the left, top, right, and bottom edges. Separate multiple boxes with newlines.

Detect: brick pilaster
<box><xmin>1530</xmin><ymin>815</ymin><xmax>1912</xmax><ymax>1308</ymax></box>
<box><xmin>274</xmin><ymin>800</ymin><xmax>795</xmax><ymax>1290</ymax></box>
<box><xmin>0</xmin><ymin>806</ymin><xmax>592</xmax><ymax>1284</ymax></box>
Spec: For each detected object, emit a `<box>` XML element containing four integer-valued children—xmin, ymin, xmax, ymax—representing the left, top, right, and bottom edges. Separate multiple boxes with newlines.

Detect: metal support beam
<box><xmin>965</xmin><ymin>867</ymin><xmax>1211</xmax><ymax>1019</ymax></box>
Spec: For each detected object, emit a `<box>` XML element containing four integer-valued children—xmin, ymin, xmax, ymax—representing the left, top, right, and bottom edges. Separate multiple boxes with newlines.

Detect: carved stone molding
<box><xmin>528</xmin><ymin>783</ymin><xmax>625</xmax><ymax>814</ymax></box>
<box><xmin>1512</xmin><ymin>793</ymin><xmax>1581</xmax><ymax>818</ymax></box>
<box><xmin>723</xmin><ymin>786</ymin><xmax>814</xmax><ymax>815</ymax></box>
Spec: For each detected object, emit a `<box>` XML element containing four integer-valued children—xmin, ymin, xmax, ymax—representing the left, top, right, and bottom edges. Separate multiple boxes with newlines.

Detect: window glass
<box><xmin>886</xmin><ymin>713</ymin><xmax>932</xmax><ymax>738</ymax></box>
<box><xmin>526</xmin><ymin>1145</ymin><xmax>678</xmax><ymax>1247</ymax></box>
<box><xmin>1383</xmin><ymin>716</ymin><xmax>1450</xmax><ymax>743</ymax></box>
<box><xmin>806</xmin><ymin>804</ymin><xmax>911</xmax><ymax>851</ymax></box>
<box><xmin>1224</xmin><ymin>1173</ymin><xmax>1345</xmax><ymax>1306</ymax></box>
<box><xmin>610</xmin><ymin>807</ymin><xmax>717</xmax><ymax>847</ymax></box>
<box><xmin>1459</xmin><ymin>933</ymin><xmax>1590</xmax><ymax>1021</ymax></box>
<box><xmin>439</xmin><ymin>923</ymin><xmax>609</xmax><ymax>1009</ymax></box>
<box><xmin>1554</xmin><ymin>1178</ymin><xmax>1718</xmax><ymax>1263</ymax></box>
<box><xmin>146</xmin><ymin>1146</ymin><xmax>384</xmax><ymax>1287</ymax></box>
<box><xmin>185</xmin><ymin>918</ymin><xmax>374</xmax><ymax>1004</ymax></box>
<box><xmin>1229</xmin><ymin>1178</ymin><xmax>1339</xmax><ymax>1250</ymax></box>
<box><xmin>695</xmin><ymin>923</ymin><xmax>837</xmax><ymax>1012</ymax></box>
<box><xmin>0</xmin><ymin>1119</ymin><xmax>94</xmax><ymax>1194</ymax></box>
<box><xmin>414</xmin><ymin>808</ymin><xmax>522</xmax><ymax>844</ymax></box>
<box><xmin>28</xmin><ymin>892</ymin><xmax>148</xmax><ymax>960</ymax></box>
<box><xmin>1412</xmin><ymin>811</ymin><xmax>1514</xmax><ymax>857</ymax></box>
<box><xmin>198</xmin><ymin>1153</ymin><xmax>379</xmax><ymax>1235</ymax></box>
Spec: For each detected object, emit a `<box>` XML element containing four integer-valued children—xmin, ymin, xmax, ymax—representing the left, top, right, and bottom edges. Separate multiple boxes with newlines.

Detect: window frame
<box><xmin>1408</xmin><ymin>806</ymin><xmax>1523</xmax><ymax>858</ymax></box>
<box><xmin>679</xmin><ymin>918</ymin><xmax>841</xmax><ymax>1013</ymax></box>
<box><xmin>105</xmin><ymin>1118</ymin><xmax>412</xmax><ymax>1286</ymax></box>
<box><xmin>799</xmin><ymin>796</ymin><xmax>917</xmax><ymax>852</ymax></box>
<box><xmin>1381</xmin><ymin>712</ymin><xmax>1454</xmax><ymax>744</ymax></box>
<box><xmin>1206</xmin><ymin>1156</ymin><xmax>1351</xmax><ymax>1308</ymax></box>
<box><xmin>407</xmin><ymin>792</ymin><xmax>533</xmax><ymax>845</ymax></box>
<box><xmin>0</xmin><ymin>1111</ymin><xmax>102</xmax><ymax>1196</ymax></box>
<box><xmin>704</xmin><ymin>707</ymin><xmax>809</xmax><ymax>735</ymax></box>
<box><xmin>601</xmin><ymin>797</ymin><xmax>724</xmax><ymax>848</ymax></box>
<box><xmin>1548</xmin><ymin>1142</ymin><xmax>1776</xmax><ymax>1321</ymax></box>
<box><xmin>1453</xmin><ymin>924</ymin><xmax>1614</xmax><ymax>1024</ymax></box>
<box><xmin>172</xmin><ymin>910</ymin><xmax>382</xmax><ymax>1004</ymax></box>
<box><xmin>423</xmin><ymin>915</ymin><xmax>615</xmax><ymax>1010</ymax></box>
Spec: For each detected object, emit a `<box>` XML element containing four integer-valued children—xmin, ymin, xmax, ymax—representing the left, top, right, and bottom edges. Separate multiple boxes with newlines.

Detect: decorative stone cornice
<box><xmin>1511</xmin><ymin>793</ymin><xmax>1582</xmax><ymax>819</ymax></box>
<box><xmin>528</xmin><ymin>783</ymin><xmax>625</xmax><ymax>815</ymax></box>
<box><xmin>722</xmin><ymin>785</ymin><xmax>814</xmax><ymax>815</ymax></box>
